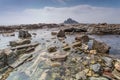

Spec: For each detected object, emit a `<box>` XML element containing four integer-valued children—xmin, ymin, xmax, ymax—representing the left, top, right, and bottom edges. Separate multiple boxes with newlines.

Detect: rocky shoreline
<box><xmin>0</xmin><ymin>28</ymin><xmax>119</xmax><ymax>80</ymax></box>
<box><xmin>0</xmin><ymin>23</ymin><xmax>120</xmax><ymax>35</ymax></box>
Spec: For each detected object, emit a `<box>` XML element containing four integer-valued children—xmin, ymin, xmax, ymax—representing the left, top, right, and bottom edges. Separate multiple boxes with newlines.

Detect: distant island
<box><xmin>64</xmin><ymin>18</ymin><xmax>79</xmax><ymax>24</ymax></box>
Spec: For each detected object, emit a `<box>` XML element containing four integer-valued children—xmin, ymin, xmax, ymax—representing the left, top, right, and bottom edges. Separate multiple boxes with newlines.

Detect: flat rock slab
<box><xmin>11</xmin><ymin>42</ymin><xmax>39</xmax><ymax>50</ymax></box>
<box><xmin>51</xmin><ymin>54</ymin><xmax>68</xmax><ymax>61</ymax></box>
<box><xmin>10</xmin><ymin>54</ymin><xmax>32</xmax><ymax>68</ymax></box>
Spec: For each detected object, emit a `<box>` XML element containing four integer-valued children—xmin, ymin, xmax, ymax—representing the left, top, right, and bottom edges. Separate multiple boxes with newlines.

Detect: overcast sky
<box><xmin>0</xmin><ymin>0</ymin><xmax>120</xmax><ymax>25</ymax></box>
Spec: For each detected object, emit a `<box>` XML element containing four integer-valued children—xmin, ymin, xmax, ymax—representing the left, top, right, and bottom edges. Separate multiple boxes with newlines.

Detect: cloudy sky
<box><xmin>0</xmin><ymin>0</ymin><xmax>120</xmax><ymax>25</ymax></box>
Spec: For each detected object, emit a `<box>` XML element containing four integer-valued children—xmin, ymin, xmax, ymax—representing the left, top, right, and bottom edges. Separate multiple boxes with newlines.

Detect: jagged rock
<box><xmin>48</xmin><ymin>46</ymin><xmax>57</xmax><ymax>53</ymax></box>
<box><xmin>0</xmin><ymin>49</ymin><xmax>17</xmax><ymax>68</ymax></box>
<box><xmin>92</xmin><ymin>40</ymin><xmax>110</xmax><ymax>53</ymax></box>
<box><xmin>57</xmin><ymin>30</ymin><xmax>66</xmax><ymax>38</ymax></box>
<box><xmin>102</xmin><ymin>57</ymin><xmax>113</xmax><ymax>67</ymax></box>
<box><xmin>75</xmin><ymin>35</ymin><xmax>89</xmax><ymax>43</ymax></box>
<box><xmin>9</xmin><ymin>39</ymin><xmax>31</xmax><ymax>47</ymax></box>
<box><xmin>19</xmin><ymin>30</ymin><xmax>31</xmax><ymax>39</ymax></box>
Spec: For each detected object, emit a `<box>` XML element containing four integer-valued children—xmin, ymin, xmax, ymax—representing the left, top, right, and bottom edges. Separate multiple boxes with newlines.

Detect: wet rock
<box><xmin>90</xmin><ymin>50</ymin><xmax>97</xmax><ymax>54</ymax></box>
<box><xmin>0</xmin><ymin>51</ymin><xmax>7</xmax><ymax>68</ymax></box>
<box><xmin>51</xmin><ymin>32</ymin><xmax>57</xmax><ymax>35</ymax></box>
<box><xmin>0</xmin><ymin>49</ymin><xmax>17</xmax><ymax>68</ymax></box>
<box><xmin>4</xmin><ymin>48</ymin><xmax>17</xmax><ymax>65</ymax></box>
<box><xmin>51</xmin><ymin>54</ymin><xmax>68</xmax><ymax>62</ymax></box>
<box><xmin>57</xmin><ymin>30</ymin><xmax>66</xmax><ymax>38</ymax></box>
<box><xmin>102</xmin><ymin>57</ymin><xmax>113</xmax><ymax>67</ymax></box>
<box><xmin>89</xmin><ymin>77</ymin><xmax>109</xmax><ymax>80</ymax></box>
<box><xmin>114</xmin><ymin>60</ymin><xmax>120</xmax><ymax>71</ymax></box>
<box><xmin>51</xmin><ymin>62</ymin><xmax>61</xmax><ymax>67</ymax></box>
<box><xmin>72</xmin><ymin>42</ymin><xmax>82</xmax><ymax>48</ymax></box>
<box><xmin>75</xmin><ymin>35</ymin><xmax>89</xmax><ymax>43</ymax></box>
<box><xmin>11</xmin><ymin>42</ymin><xmax>39</xmax><ymax>50</ymax></box>
<box><xmin>90</xmin><ymin>63</ymin><xmax>101</xmax><ymax>73</ymax></box>
<box><xmin>25</xmin><ymin>47</ymin><xmax>35</xmax><ymax>53</ymax></box>
<box><xmin>62</xmin><ymin>43</ymin><xmax>69</xmax><ymax>47</ymax></box>
<box><xmin>19</xmin><ymin>30</ymin><xmax>31</xmax><ymax>39</ymax></box>
<box><xmin>92</xmin><ymin>40</ymin><xmax>110</xmax><ymax>53</ymax></box>
<box><xmin>9</xmin><ymin>39</ymin><xmax>31</xmax><ymax>47</ymax></box>
<box><xmin>63</xmin><ymin>46</ymin><xmax>71</xmax><ymax>51</ymax></box>
<box><xmin>48</xmin><ymin>46</ymin><xmax>57</xmax><ymax>53</ymax></box>
<box><xmin>10</xmin><ymin>54</ymin><xmax>33</xmax><ymax>68</ymax></box>
<box><xmin>112</xmin><ymin>69</ymin><xmax>120</xmax><ymax>80</ymax></box>
<box><xmin>64</xmin><ymin>27</ymin><xmax>87</xmax><ymax>33</ymax></box>
<box><xmin>81</xmin><ymin>44</ymin><xmax>89</xmax><ymax>50</ymax></box>
<box><xmin>32</xmin><ymin>33</ymin><xmax>37</xmax><ymax>35</ymax></box>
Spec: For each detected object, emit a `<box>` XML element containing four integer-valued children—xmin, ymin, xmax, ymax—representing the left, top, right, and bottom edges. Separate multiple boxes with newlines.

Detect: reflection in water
<box><xmin>89</xmin><ymin>35</ymin><xmax>120</xmax><ymax>55</ymax></box>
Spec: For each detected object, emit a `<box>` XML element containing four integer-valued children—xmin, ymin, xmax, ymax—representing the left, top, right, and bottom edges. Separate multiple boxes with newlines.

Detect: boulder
<box><xmin>92</xmin><ymin>40</ymin><xmax>110</xmax><ymax>53</ymax></box>
<box><xmin>0</xmin><ymin>49</ymin><xmax>17</xmax><ymax>68</ymax></box>
<box><xmin>57</xmin><ymin>30</ymin><xmax>66</xmax><ymax>38</ymax></box>
<box><xmin>18</xmin><ymin>30</ymin><xmax>31</xmax><ymax>39</ymax></box>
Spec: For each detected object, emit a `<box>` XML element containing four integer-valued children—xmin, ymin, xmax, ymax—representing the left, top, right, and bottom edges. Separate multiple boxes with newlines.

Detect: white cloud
<box><xmin>0</xmin><ymin>5</ymin><xmax>120</xmax><ymax>25</ymax></box>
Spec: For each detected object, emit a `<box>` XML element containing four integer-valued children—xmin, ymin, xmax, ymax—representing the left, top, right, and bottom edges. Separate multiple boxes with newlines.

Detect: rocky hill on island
<box><xmin>64</xmin><ymin>18</ymin><xmax>79</xmax><ymax>24</ymax></box>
